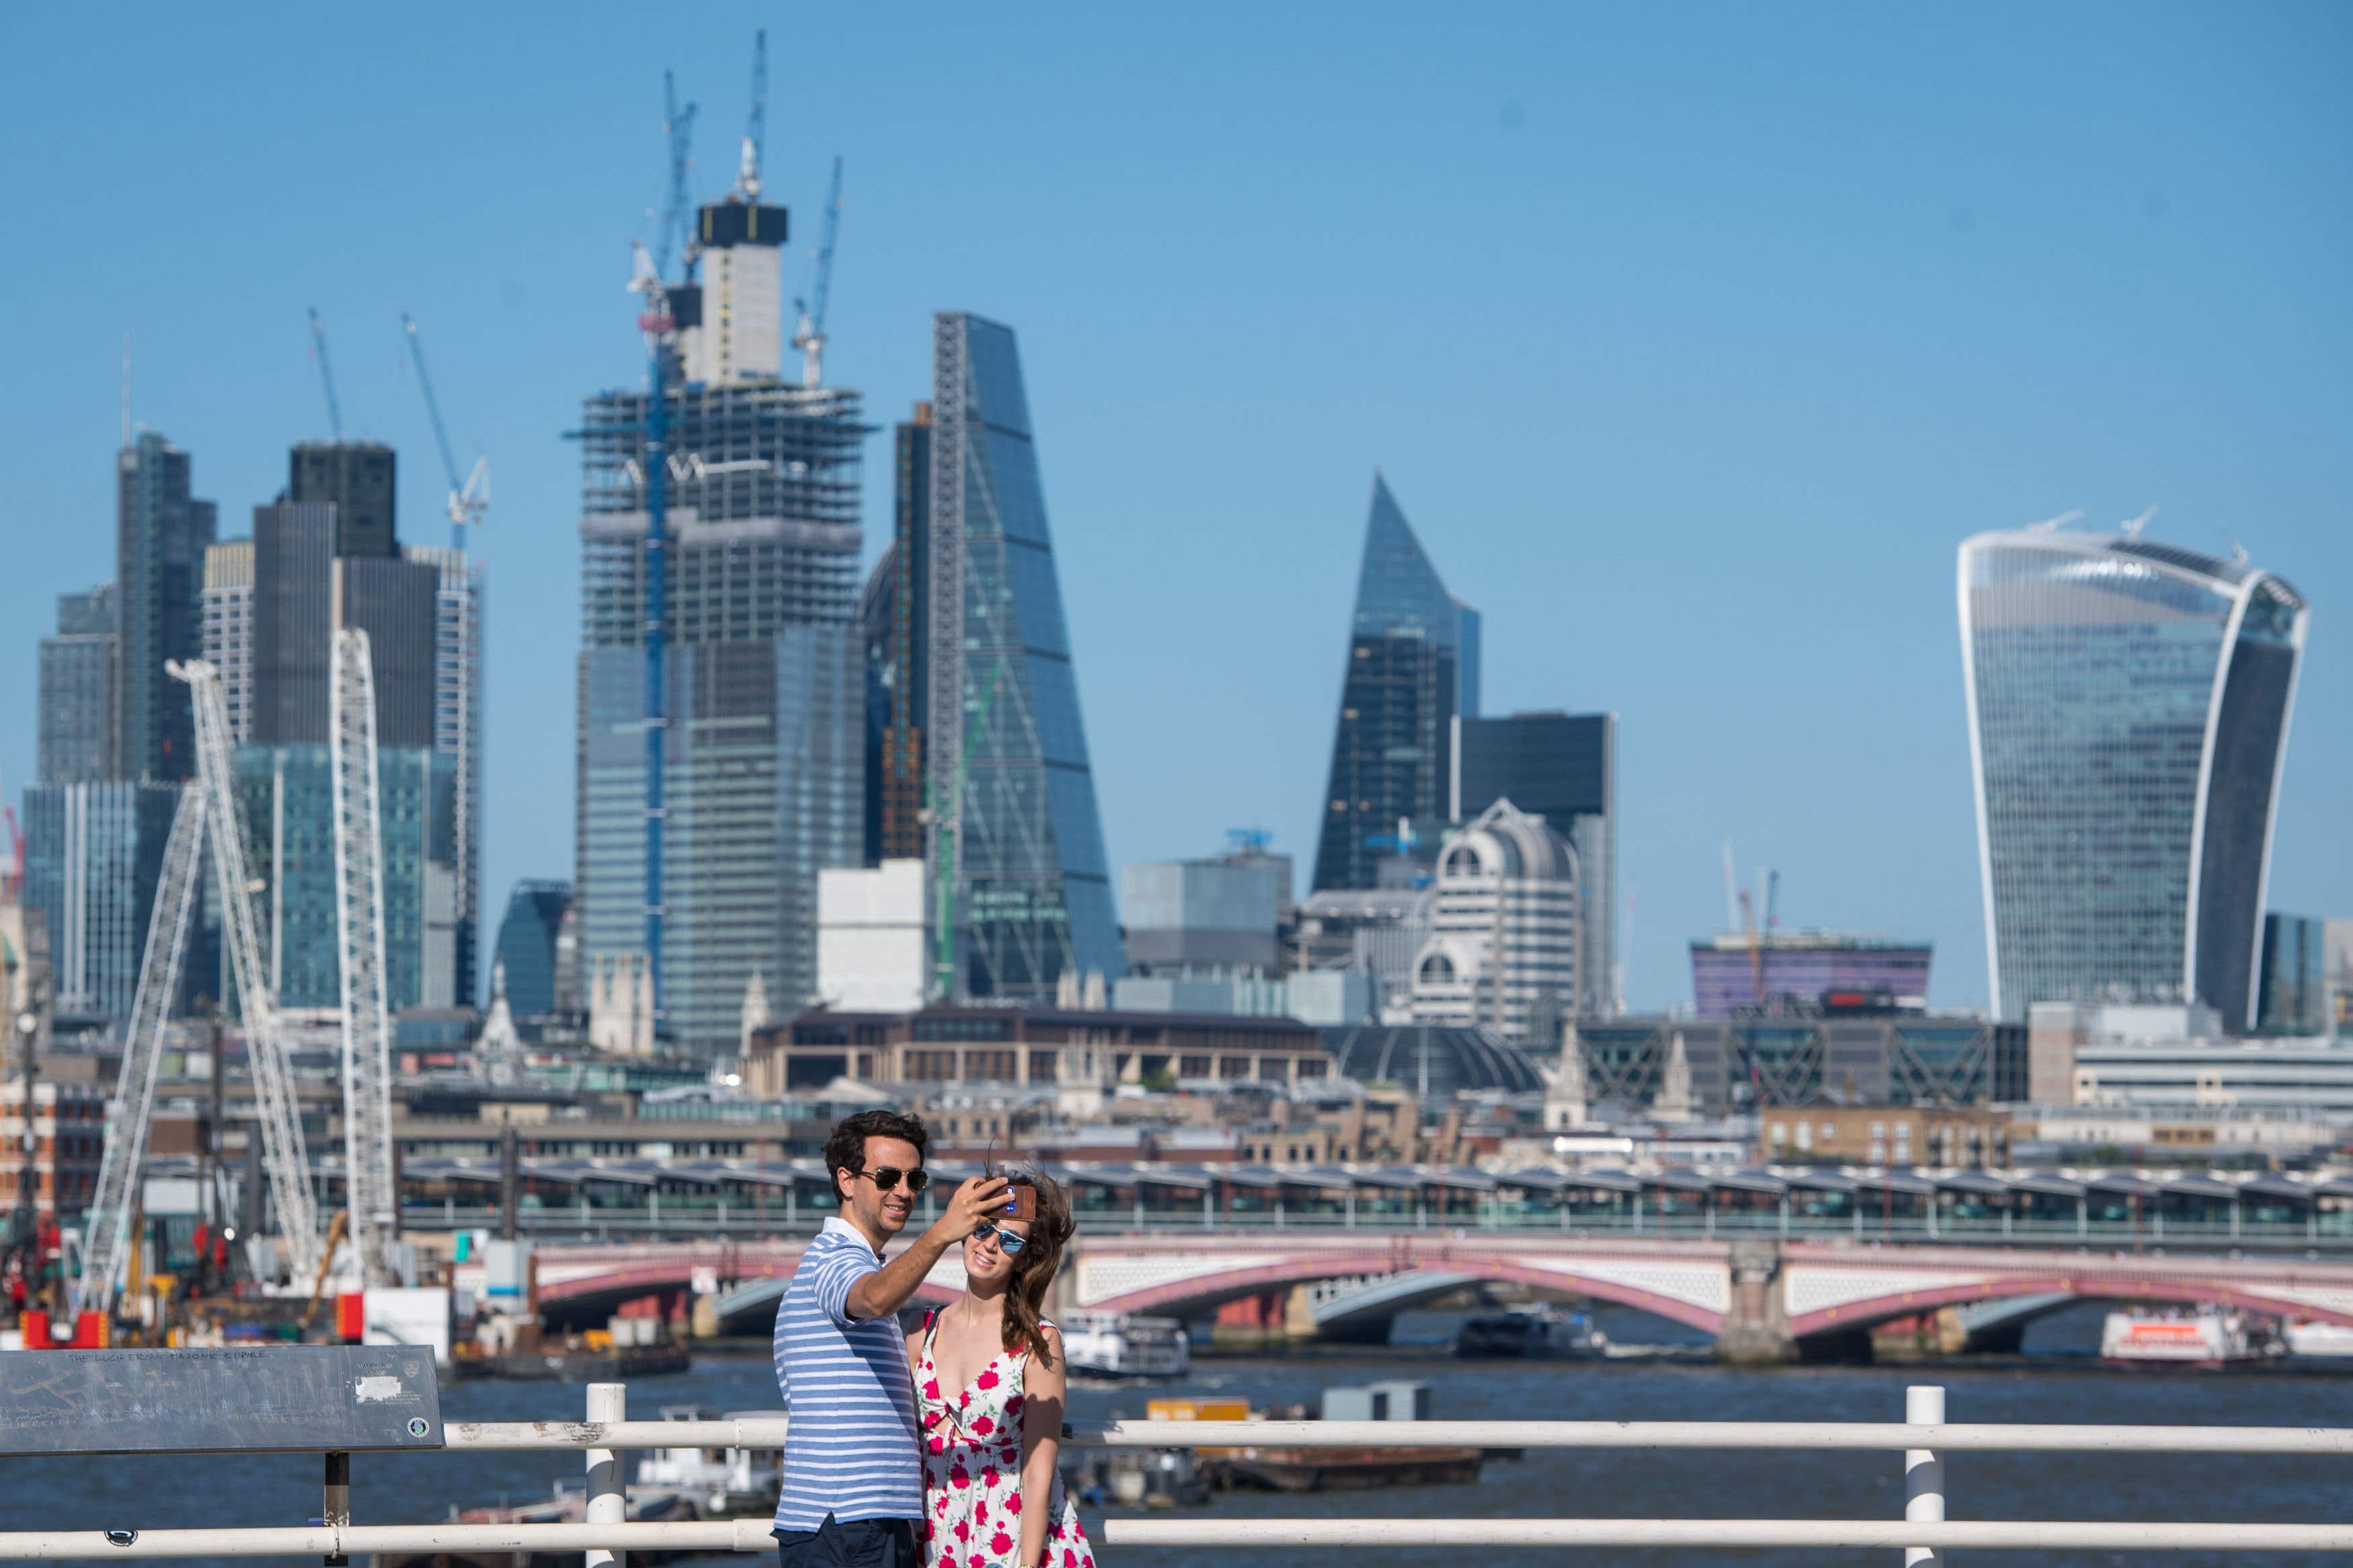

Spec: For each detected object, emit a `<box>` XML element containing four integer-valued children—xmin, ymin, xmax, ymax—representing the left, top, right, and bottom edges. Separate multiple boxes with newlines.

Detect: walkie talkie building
<box><xmin>1958</xmin><ymin>524</ymin><xmax>2308</xmax><ymax>1029</ymax></box>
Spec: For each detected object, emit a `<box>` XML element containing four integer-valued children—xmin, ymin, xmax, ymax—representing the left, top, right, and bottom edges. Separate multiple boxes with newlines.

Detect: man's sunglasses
<box><xmin>845</xmin><ymin>1164</ymin><xmax>930</xmax><ymax>1194</ymax></box>
<box><xmin>971</xmin><ymin>1219</ymin><xmax>1027</xmax><ymax>1255</ymax></box>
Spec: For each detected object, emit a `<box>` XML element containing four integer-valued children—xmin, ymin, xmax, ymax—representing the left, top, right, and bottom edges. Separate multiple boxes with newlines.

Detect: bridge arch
<box><xmin>1090</xmin><ymin>1254</ymin><xmax>1726</xmax><ymax>1337</ymax></box>
<box><xmin>1790</xmin><ymin>1276</ymin><xmax>2353</xmax><ymax>1345</ymax></box>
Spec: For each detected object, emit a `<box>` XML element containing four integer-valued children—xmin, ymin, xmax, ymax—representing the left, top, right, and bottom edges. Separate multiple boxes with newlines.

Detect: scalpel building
<box><xmin>1958</xmin><ymin>525</ymin><xmax>2308</xmax><ymax>1030</ymax></box>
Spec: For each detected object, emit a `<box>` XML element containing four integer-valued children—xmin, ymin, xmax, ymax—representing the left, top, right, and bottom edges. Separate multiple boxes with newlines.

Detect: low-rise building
<box><xmin>744</xmin><ymin>1005</ymin><xmax>1332</xmax><ymax>1098</ymax></box>
<box><xmin>1759</xmin><ymin>1104</ymin><xmax>2011</xmax><ymax>1167</ymax></box>
<box><xmin>0</xmin><ymin>1081</ymin><xmax>107</xmax><ymax>1219</ymax></box>
<box><xmin>1572</xmin><ymin>1011</ymin><xmax>2026</xmax><ymax>1116</ymax></box>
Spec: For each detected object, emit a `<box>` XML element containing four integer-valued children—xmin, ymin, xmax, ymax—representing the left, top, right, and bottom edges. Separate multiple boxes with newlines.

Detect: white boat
<box><xmin>2284</xmin><ymin>1320</ymin><xmax>2353</xmax><ymax>1358</ymax></box>
<box><xmin>630</xmin><ymin>1405</ymin><xmax>783</xmax><ymax>1518</ymax></box>
<box><xmin>2100</xmin><ymin>1309</ymin><xmax>2281</xmax><ymax>1366</ymax></box>
<box><xmin>1060</xmin><ymin>1310</ymin><xmax>1191</xmax><ymax>1377</ymax></box>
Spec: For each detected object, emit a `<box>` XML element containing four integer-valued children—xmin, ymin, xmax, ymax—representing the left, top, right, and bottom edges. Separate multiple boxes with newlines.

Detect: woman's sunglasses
<box><xmin>971</xmin><ymin>1219</ymin><xmax>1027</xmax><ymax>1255</ymax></box>
<box><xmin>846</xmin><ymin>1164</ymin><xmax>930</xmax><ymax>1194</ymax></box>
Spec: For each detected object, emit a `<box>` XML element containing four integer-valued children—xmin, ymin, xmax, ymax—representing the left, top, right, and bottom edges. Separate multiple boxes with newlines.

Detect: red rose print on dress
<box><xmin>918</xmin><ymin>1323</ymin><xmax>1094</xmax><ymax>1568</ymax></box>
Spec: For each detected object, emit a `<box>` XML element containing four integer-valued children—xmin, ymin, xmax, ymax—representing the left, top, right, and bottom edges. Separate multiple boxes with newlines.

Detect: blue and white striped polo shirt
<box><xmin>772</xmin><ymin>1217</ymin><xmax>923</xmax><ymax>1529</ymax></box>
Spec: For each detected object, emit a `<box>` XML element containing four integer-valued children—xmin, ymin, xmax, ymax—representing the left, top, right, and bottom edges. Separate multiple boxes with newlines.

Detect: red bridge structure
<box><xmin>508</xmin><ymin>1232</ymin><xmax>2353</xmax><ymax>1360</ymax></box>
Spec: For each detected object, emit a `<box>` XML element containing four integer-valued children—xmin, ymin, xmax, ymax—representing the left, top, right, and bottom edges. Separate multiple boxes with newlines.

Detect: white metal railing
<box><xmin>5</xmin><ymin>1385</ymin><xmax>2351</xmax><ymax>1559</ymax></box>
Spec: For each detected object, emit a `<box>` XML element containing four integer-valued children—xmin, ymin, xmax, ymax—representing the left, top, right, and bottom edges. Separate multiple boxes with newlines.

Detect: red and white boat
<box><xmin>2100</xmin><ymin>1308</ymin><xmax>2282</xmax><ymax>1367</ymax></box>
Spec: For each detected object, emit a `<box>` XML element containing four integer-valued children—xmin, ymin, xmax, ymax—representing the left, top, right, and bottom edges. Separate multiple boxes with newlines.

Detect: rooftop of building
<box><xmin>1319</xmin><ymin>1024</ymin><xmax>1547</xmax><ymax>1096</ymax></box>
<box><xmin>1693</xmin><ymin>930</ymin><xmax>1932</xmax><ymax>954</ymax></box>
<box><xmin>772</xmin><ymin>1003</ymin><xmax>1322</xmax><ymax>1039</ymax></box>
<box><xmin>1962</xmin><ymin>520</ymin><xmax>2307</xmax><ymax>605</ymax></box>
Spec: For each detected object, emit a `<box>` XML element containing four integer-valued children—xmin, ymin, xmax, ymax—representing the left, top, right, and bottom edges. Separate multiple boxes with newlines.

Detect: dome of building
<box><xmin>1318</xmin><ymin>1024</ymin><xmax>1547</xmax><ymax>1098</ymax></box>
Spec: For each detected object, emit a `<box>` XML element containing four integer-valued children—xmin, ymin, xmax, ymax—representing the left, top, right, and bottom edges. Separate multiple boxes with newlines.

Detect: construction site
<box><xmin>0</xmin><ymin>31</ymin><xmax>846</xmax><ymax>1362</ymax></box>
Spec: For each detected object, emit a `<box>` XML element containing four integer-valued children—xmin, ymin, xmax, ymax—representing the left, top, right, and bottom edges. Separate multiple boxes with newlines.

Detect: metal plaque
<box><xmin>0</xmin><ymin>1346</ymin><xmax>444</xmax><ymax>1455</ymax></box>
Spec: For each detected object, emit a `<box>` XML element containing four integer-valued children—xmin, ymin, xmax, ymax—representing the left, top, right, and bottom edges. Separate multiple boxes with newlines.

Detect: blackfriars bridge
<box><xmin>500</xmin><ymin>1229</ymin><xmax>2353</xmax><ymax>1360</ymax></box>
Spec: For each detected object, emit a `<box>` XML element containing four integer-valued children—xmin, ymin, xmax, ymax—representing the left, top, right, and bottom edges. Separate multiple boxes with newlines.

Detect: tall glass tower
<box><xmin>1958</xmin><ymin>524</ymin><xmax>2309</xmax><ymax>1028</ymax></box>
<box><xmin>575</xmin><ymin>190</ymin><xmax>867</xmax><ymax>1054</ymax></box>
<box><xmin>1312</xmin><ymin>474</ymin><xmax>1480</xmax><ymax>892</ymax></box>
<box><xmin>922</xmin><ymin>313</ymin><xmax>1120</xmax><ymax>1001</ymax></box>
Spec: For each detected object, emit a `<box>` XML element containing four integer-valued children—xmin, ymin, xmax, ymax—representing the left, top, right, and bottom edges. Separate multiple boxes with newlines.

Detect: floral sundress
<box><xmin>915</xmin><ymin>1311</ymin><xmax>1098</xmax><ymax>1568</ymax></box>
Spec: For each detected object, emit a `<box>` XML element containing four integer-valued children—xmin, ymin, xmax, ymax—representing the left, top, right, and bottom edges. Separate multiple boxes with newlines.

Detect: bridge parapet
<box><xmin>510</xmin><ymin>1231</ymin><xmax>2353</xmax><ymax>1352</ymax></box>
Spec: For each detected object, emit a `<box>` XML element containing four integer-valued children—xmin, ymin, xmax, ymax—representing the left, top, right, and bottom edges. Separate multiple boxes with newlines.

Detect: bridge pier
<box><xmin>1716</xmin><ymin>1240</ymin><xmax>1796</xmax><ymax>1364</ymax></box>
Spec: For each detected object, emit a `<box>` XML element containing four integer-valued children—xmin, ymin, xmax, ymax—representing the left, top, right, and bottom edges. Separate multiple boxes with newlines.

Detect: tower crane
<box><xmin>330</xmin><ymin>630</ymin><xmax>399</xmax><ymax>1288</ymax></box>
<box><xmin>307</xmin><ymin>308</ymin><xmax>346</xmax><ymax>440</ymax></box>
<box><xmin>629</xmin><ymin>235</ymin><xmax>676</xmax><ymax>1023</ymax></box>
<box><xmin>793</xmin><ymin>156</ymin><xmax>844</xmax><ymax>388</ymax></box>
<box><xmin>72</xmin><ymin>790</ymin><xmax>204</xmax><ymax>1319</ymax></box>
<box><xmin>733</xmin><ymin>28</ymin><xmax>768</xmax><ymax>202</ymax></box>
<box><xmin>176</xmin><ymin>659</ymin><xmax>323</xmax><ymax>1282</ymax></box>
<box><xmin>76</xmin><ymin>663</ymin><xmax>325</xmax><ymax>1316</ymax></box>
<box><xmin>654</xmin><ymin>73</ymin><xmax>699</xmax><ymax>282</ymax></box>
<box><xmin>926</xmin><ymin>658</ymin><xmax>1006</xmax><ymax>1000</ymax></box>
<box><xmin>400</xmin><ymin>313</ymin><xmax>490</xmax><ymax>551</ymax></box>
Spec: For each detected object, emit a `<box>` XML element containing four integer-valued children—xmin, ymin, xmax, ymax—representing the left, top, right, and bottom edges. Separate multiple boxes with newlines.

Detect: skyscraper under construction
<box><xmin>574</xmin><ymin>184</ymin><xmax>867</xmax><ymax>1056</ymax></box>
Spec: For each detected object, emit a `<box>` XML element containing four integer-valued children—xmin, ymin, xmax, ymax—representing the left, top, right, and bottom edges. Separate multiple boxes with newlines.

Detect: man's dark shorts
<box><xmin>774</xmin><ymin>1515</ymin><xmax>919</xmax><ymax>1568</ymax></box>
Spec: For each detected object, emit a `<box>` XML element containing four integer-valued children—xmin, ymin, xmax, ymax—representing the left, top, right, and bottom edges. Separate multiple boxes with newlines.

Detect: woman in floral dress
<box><xmin>906</xmin><ymin>1170</ymin><xmax>1097</xmax><ymax>1568</ymax></box>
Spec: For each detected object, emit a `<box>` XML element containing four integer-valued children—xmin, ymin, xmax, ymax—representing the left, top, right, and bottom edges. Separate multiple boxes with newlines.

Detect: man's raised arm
<box><xmin>845</xmin><ymin>1175</ymin><xmax>1008</xmax><ymax>1322</ymax></box>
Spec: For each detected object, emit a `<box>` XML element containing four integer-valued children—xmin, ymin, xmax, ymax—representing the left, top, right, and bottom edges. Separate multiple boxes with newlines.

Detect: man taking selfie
<box><xmin>772</xmin><ymin>1108</ymin><xmax>1008</xmax><ymax>1568</ymax></box>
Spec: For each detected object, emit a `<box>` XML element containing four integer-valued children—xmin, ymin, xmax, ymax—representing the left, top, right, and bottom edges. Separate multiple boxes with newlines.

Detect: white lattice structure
<box><xmin>331</xmin><ymin>629</ymin><xmax>400</xmax><ymax>1286</ymax></box>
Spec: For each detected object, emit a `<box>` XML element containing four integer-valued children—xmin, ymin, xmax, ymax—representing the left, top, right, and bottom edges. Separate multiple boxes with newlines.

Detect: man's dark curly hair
<box><xmin>823</xmin><ymin>1109</ymin><xmax>930</xmax><ymax>1203</ymax></box>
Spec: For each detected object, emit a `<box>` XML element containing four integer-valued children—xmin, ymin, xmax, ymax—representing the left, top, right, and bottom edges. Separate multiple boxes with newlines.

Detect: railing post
<box><xmin>586</xmin><ymin>1381</ymin><xmax>627</xmax><ymax>1568</ymax></box>
<box><xmin>1904</xmin><ymin>1384</ymin><xmax>1944</xmax><ymax>1568</ymax></box>
<box><xmin>323</xmin><ymin>1450</ymin><xmax>350</xmax><ymax>1567</ymax></box>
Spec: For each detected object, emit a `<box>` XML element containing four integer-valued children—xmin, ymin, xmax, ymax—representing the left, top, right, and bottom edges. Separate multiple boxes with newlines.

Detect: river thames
<box><xmin>3</xmin><ymin>1305</ymin><xmax>2348</xmax><ymax>1568</ymax></box>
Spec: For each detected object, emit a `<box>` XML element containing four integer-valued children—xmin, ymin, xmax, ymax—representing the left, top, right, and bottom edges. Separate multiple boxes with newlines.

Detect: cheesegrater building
<box><xmin>1958</xmin><ymin>522</ymin><xmax>2309</xmax><ymax>1029</ymax></box>
<box><xmin>573</xmin><ymin>188</ymin><xmax>867</xmax><ymax>1055</ymax></box>
<box><xmin>916</xmin><ymin>313</ymin><xmax>1121</xmax><ymax>1001</ymax></box>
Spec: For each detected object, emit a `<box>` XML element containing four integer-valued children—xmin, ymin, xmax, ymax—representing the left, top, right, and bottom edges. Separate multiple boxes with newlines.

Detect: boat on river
<box><xmin>2100</xmin><ymin>1308</ymin><xmax>2284</xmax><ymax>1367</ymax></box>
<box><xmin>1454</xmin><ymin>1305</ymin><xmax>1608</xmax><ymax>1359</ymax></box>
<box><xmin>630</xmin><ymin>1405</ymin><xmax>783</xmax><ymax>1519</ymax></box>
<box><xmin>1060</xmin><ymin>1309</ymin><xmax>1190</xmax><ymax>1376</ymax></box>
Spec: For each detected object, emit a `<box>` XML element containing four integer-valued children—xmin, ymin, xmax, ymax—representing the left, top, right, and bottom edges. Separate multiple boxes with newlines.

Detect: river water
<box><xmin>5</xmin><ymin>1305</ymin><xmax>2349</xmax><ymax>1568</ymax></box>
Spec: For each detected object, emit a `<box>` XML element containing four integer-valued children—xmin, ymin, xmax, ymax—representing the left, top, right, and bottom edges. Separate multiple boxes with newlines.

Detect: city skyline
<box><xmin>4</xmin><ymin>6</ymin><xmax>2348</xmax><ymax>1014</ymax></box>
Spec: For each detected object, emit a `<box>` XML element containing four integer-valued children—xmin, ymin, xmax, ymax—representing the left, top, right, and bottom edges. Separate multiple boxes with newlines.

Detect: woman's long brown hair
<box><xmin>986</xmin><ymin>1161</ymin><xmax>1075</xmax><ymax>1369</ymax></box>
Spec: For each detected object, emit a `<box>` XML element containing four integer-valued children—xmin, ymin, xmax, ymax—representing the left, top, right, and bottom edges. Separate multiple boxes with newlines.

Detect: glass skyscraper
<box><xmin>115</xmin><ymin>431</ymin><xmax>215</xmax><ymax>783</ymax></box>
<box><xmin>1312</xmin><ymin>474</ymin><xmax>1480</xmax><ymax>893</ymax></box>
<box><xmin>20</xmin><ymin>780</ymin><xmax>181</xmax><ymax>1025</ymax></box>
<box><xmin>1958</xmin><ymin>525</ymin><xmax>2309</xmax><ymax>1028</ymax></box>
<box><xmin>922</xmin><ymin>313</ymin><xmax>1120</xmax><ymax>1000</ymax></box>
<box><xmin>575</xmin><ymin>252</ymin><xmax>867</xmax><ymax>1054</ymax></box>
<box><xmin>493</xmin><ymin>879</ymin><xmax>573</xmax><ymax>1027</ymax></box>
<box><xmin>38</xmin><ymin>585</ymin><xmax>118</xmax><ymax>785</ymax></box>
<box><xmin>233</xmin><ymin>744</ymin><xmax>456</xmax><ymax>1012</ymax></box>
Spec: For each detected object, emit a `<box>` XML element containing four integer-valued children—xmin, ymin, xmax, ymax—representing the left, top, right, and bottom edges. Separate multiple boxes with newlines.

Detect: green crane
<box><xmin>928</xmin><ymin>659</ymin><xmax>1006</xmax><ymax>1000</ymax></box>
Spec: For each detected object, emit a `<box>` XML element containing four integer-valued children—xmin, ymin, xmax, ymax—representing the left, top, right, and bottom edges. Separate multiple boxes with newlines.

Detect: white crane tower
<box><xmin>331</xmin><ymin>630</ymin><xmax>399</xmax><ymax>1287</ymax></box>
<box><xmin>73</xmin><ymin>791</ymin><xmax>204</xmax><ymax>1319</ymax></box>
<box><xmin>75</xmin><ymin>662</ymin><xmax>327</xmax><ymax>1315</ymax></box>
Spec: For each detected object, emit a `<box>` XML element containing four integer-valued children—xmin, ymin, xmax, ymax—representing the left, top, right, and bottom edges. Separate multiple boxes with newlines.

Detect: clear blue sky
<box><xmin>4</xmin><ymin>3</ymin><xmax>2347</xmax><ymax>1012</ymax></box>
